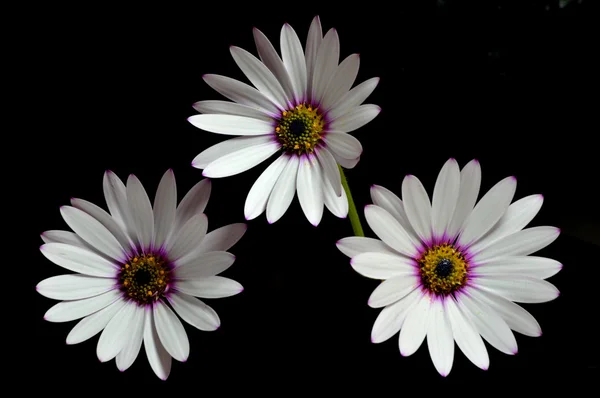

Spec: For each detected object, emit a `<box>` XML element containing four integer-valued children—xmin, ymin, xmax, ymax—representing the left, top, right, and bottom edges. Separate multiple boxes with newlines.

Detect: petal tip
<box><xmin>510</xmin><ymin>175</ymin><xmax>517</xmax><ymax>182</ymax></box>
<box><xmin>472</xmin><ymin>158</ymin><xmax>480</xmax><ymax>164</ymax></box>
<box><xmin>512</xmin><ymin>348</ymin><xmax>518</xmax><ymax>355</ymax></box>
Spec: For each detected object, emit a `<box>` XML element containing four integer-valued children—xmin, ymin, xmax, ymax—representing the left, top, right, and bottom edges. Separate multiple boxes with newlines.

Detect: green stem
<box><xmin>338</xmin><ymin>165</ymin><xmax>364</xmax><ymax>237</ymax></box>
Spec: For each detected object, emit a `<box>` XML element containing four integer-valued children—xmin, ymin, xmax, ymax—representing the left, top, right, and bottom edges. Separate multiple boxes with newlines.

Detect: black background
<box><xmin>24</xmin><ymin>0</ymin><xmax>597</xmax><ymax>393</ymax></box>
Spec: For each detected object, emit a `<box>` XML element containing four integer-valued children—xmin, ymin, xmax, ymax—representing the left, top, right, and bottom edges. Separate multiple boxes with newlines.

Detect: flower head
<box><xmin>337</xmin><ymin>158</ymin><xmax>561</xmax><ymax>376</ymax></box>
<box><xmin>37</xmin><ymin>170</ymin><xmax>247</xmax><ymax>380</ymax></box>
<box><xmin>188</xmin><ymin>16</ymin><xmax>380</xmax><ymax>225</ymax></box>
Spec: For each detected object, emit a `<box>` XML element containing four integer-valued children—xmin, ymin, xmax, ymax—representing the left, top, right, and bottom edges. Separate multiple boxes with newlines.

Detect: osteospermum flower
<box><xmin>188</xmin><ymin>16</ymin><xmax>380</xmax><ymax>226</ymax></box>
<box><xmin>37</xmin><ymin>170</ymin><xmax>247</xmax><ymax>380</ymax></box>
<box><xmin>337</xmin><ymin>158</ymin><xmax>561</xmax><ymax>376</ymax></box>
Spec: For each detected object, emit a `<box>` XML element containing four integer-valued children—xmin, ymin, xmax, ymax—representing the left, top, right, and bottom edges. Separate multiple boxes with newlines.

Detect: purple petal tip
<box><xmin>449</xmin><ymin>157</ymin><xmax>456</xmax><ymax>161</ymax></box>
<box><xmin>39</xmin><ymin>244</ymin><xmax>46</xmax><ymax>251</ymax></box>
<box><xmin>512</xmin><ymin>349</ymin><xmax>518</xmax><ymax>355</ymax></box>
<box><xmin>440</xmin><ymin>372</ymin><xmax>448</xmax><ymax>377</ymax></box>
<box><xmin>201</xmin><ymin>170</ymin><xmax>208</xmax><ymax>177</ymax></box>
<box><xmin>510</xmin><ymin>175</ymin><xmax>517</xmax><ymax>181</ymax></box>
<box><xmin>473</xmin><ymin>159</ymin><xmax>480</xmax><ymax>164</ymax></box>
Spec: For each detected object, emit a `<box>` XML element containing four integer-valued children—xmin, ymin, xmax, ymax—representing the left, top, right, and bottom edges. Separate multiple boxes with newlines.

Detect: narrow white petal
<box><xmin>312</xmin><ymin>28</ymin><xmax>340</xmax><ymax>104</ymax></box>
<box><xmin>368</xmin><ymin>274</ymin><xmax>420</xmax><ymax>308</ymax></box>
<box><xmin>364</xmin><ymin>205</ymin><xmax>420</xmax><ymax>257</ymax></box>
<box><xmin>336</xmin><ymin>236</ymin><xmax>397</xmax><ymax>258</ymax></box>
<box><xmin>321</xmin><ymin>54</ymin><xmax>360</xmax><ymax>111</ymax></box>
<box><xmin>174</xmin><ymin>276</ymin><xmax>243</xmax><ymax>299</ymax></box>
<box><xmin>297</xmin><ymin>154</ymin><xmax>324</xmax><ymax>226</ymax></box>
<box><xmin>173</xmin><ymin>179</ymin><xmax>211</xmax><ymax>233</ymax></box>
<box><xmin>315</xmin><ymin>147</ymin><xmax>342</xmax><ymax>196</ymax></box>
<box><xmin>116</xmin><ymin>305</ymin><xmax>145</xmax><ymax>371</ymax></box>
<box><xmin>446</xmin><ymin>296</ymin><xmax>489</xmax><ymax>370</ymax></box>
<box><xmin>40</xmin><ymin>243</ymin><xmax>118</xmax><ymax>277</ymax></box>
<box><xmin>169</xmin><ymin>292</ymin><xmax>220</xmax><ymax>332</ymax></box>
<box><xmin>165</xmin><ymin>213</ymin><xmax>208</xmax><ymax>261</ymax></box>
<box><xmin>351</xmin><ymin>252</ymin><xmax>417</xmax><ymax>280</ymax></box>
<box><xmin>266</xmin><ymin>154</ymin><xmax>299</xmax><ymax>224</ymax></box>
<box><xmin>154</xmin><ymin>300</ymin><xmax>190</xmax><ymax>362</ymax></box>
<box><xmin>329</xmin><ymin>104</ymin><xmax>381</xmax><ymax>133</ymax></box>
<box><xmin>475</xmin><ymin>275</ymin><xmax>559</xmax><ymax>303</ymax></box>
<box><xmin>188</xmin><ymin>114</ymin><xmax>275</xmax><ymax>136</ymax></box>
<box><xmin>43</xmin><ymin>289</ymin><xmax>122</xmax><ymax>323</ymax></box>
<box><xmin>446</xmin><ymin>159</ymin><xmax>481</xmax><ymax>239</ymax></box>
<box><xmin>305</xmin><ymin>16</ymin><xmax>323</xmax><ymax>101</ymax></box>
<box><xmin>37</xmin><ymin>274</ymin><xmax>115</xmax><ymax>300</ymax></box>
<box><xmin>322</xmin><ymin>171</ymin><xmax>348</xmax><ymax>218</ymax></box>
<box><xmin>96</xmin><ymin>301</ymin><xmax>137</xmax><ymax>362</ymax></box>
<box><xmin>153</xmin><ymin>170</ymin><xmax>177</xmax><ymax>250</ymax></box>
<box><xmin>252</xmin><ymin>28</ymin><xmax>295</xmax><ymax>101</ymax></box>
<box><xmin>327</xmin><ymin>77</ymin><xmax>380</xmax><ymax>120</ymax></box>
<box><xmin>431</xmin><ymin>159</ymin><xmax>460</xmax><ymax>241</ymax></box>
<box><xmin>427</xmin><ymin>299</ymin><xmax>455</xmax><ymax>377</ymax></box>
<box><xmin>468</xmin><ymin>287</ymin><xmax>542</xmax><ymax>337</ymax></box>
<box><xmin>245</xmin><ymin>153</ymin><xmax>289</xmax><ymax>220</ymax></box>
<box><xmin>399</xmin><ymin>294</ymin><xmax>431</xmax><ymax>356</ymax></box>
<box><xmin>192</xmin><ymin>100</ymin><xmax>272</xmax><ymax>122</ymax></box>
<box><xmin>230</xmin><ymin>46</ymin><xmax>288</xmax><ymax>110</ymax></box>
<box><xmin>324</xmin><ymin>131</ymin><xmax>362</xmax><ymax>159</ymax></box>
<box><xmin>202</xmin><ymin>74</ymin><xmax>280</xmax><ymax>116</ymax></box>
<box><xmin>469</xmin><ymin>194</ymin><xmax>544</xmax><ymax>253</ymax></box>
<box><xmin>143</xmin><ymin>310</ymin><xmax>172</xmax><ymax>380</ymax></box>
<box><xmin>472</xmin><ymin>226</ymin><xmax>560</xmax><ymax>263</ymax></box>
<box><xmin>103</xmin><ymin>170</ymin><xmax>137</xmax><ymax>241</ymax></box>
<box><xmin>370</xmin><ymin>185</ymin><xmax>420</xmax><ymax>243</ymax></box>
<box><xmin>371</xmin><ymin>288</ymin><xmax>421</xmax><ymax>344</ymax></box>
<box><xmin>196</xmin><ymin>223</ymin><xmax>247</xmax><ymax>253</ymax></box>
<box><xmin>41</xmin><ymin>230</ymin><xmax>100</xmax><ymax>254</ymax></box>
<box><xmin>281</xmin><ymin>23</ymin><xmax>308</xmax><ymax>103</ymax></box>
<box><xmin>202</xmin><ymin>139</ymin><xmax>280</xmax><ymax>178</ymax></box>
<box><xmin>175</xmin><ymin>251</ymin><xmax>236</xmax><ymax>279</ymax></box>
<box><xmin>193</xmin><ymin>135</ymin><xmax>277</xmax><ymax>169</ymax></box>
<box><xmin>402</xmin><ymin>174</ymin><xmax>433</xmax><ymax>244</ymax></box>
<box><xmin>60</xmin><ymin>206</ymin><xmax>125</xmax><ymax>261</ymax></box>
<box><xmin>474</xmin><ymin>256</ymin><xmax>562</xmax><ymax>279</ymax></box>
<box><xmin>66</xmin><ymin>299</ymin><xmax>126</xmax><ymax>345</ymax></box>
<box><xmin>126</xmin><ymin>174</ymin><xmax>154</xmax><ymax>252</ymax></box>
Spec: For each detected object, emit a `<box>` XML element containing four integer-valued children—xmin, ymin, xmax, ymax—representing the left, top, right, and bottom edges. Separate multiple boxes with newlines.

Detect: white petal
<box><xmin>245</xmin><ymin>153</ymin><xmax>289</xmax><ymax>220</ymax></box>
<box><xmin>266</xmin><ymin>154</ymin><xmax>299</xmax><ymax>224</ymax></box>
<box><xmin>252</xmin><ymin>28</ymin><xmax>295</xmax><ymax>102</ymax></box>
<box><xmin>364</xmin><ymin>205</ymin><xmax>420</xmax><ymax>257</ymax></box>
<box><xmin>370</xmin><ymin>185</ymin><xmax>420</xmax><ymax>243</ymax></box>
<box><xmin>472</xmin><ymin>226</ymin><xmax>560</xmax><ymax>263</ymax></box>
<box><xmin>66</xmin><ymin>299</ymin><xmax>126</xmax><ymax>345</ymax></box>
<box><xmin>202</xmin><ymin>139</ymin><xmax>281</xmax><ymax>178</ymax></box>
<box><xmin>305</xmin><ymin>16</ymin><xmax>323</xmax><ymax>101</ymax></box>
<box><xmin>37</xmin><ymin>274</ymin><xmax>115</xmax><ymax>300</ymax></box>
<box><xmin>60</xmin><ymin>206</ymin><xmax>125</xmax><ymax>262</ymax></box>
<box><xmin>324</xmin><ymin>131</ymin><xmax>362</xmax><ymax>159</ymax></box>
<box><xmin>312</xmin><ymin>28</ymin><xmax>340</xmax><ymax>104</ymax></box>
<box><xmin>188</xmin><ymin>114</ymin><xmax>275</xmax><ymax>136</ymax></box>
<box><xmin>175</xmin><ymin>251</ymin><xmax>236</xmax><ymax>279</ymax></box>
<box><xmin>446</xmin><ymin>296</ymin><xmax>489</xmax><ymax>370</ymax></box>
<box><xmin>154</xmin><ymin>300</ymin><xmax>190</xmax><ymax>362</ymax></box>
<box><xmin>173</xmin><ymin>179</ymin><xmax>211</xmax><ymax>233</ymax></box>
<box><xmin>202</xmin><ymin>74</ymin><xmax>280</xmax><ymax>116</ymax></box>
<box><xmin>459</xmin><ymin>290</ymin><xmax>517</xmax><ymax>355</ymax></box>
<box><xmin>103</xmin><ymin>170</ymin><xmax>137</xmax><ymax>241</ymax></box>
<box><xmin>427</xmin><ymin>299</ymin><xmax>455</xmax><ymax>377</ymax></box>
<box><xmin>174</xmin><ymin>276</ymin><xmax>244</xmax><ymax>299</ymax></box>
<box><xmin>322</xmin><ymin>171</ymin><xmax>348</xmax><ymax>218</ymax></box>
<box><xmin>399</xmin><ymin>293</ymin><xmax>431</xmax><ymax>356</ymax></box>
<box><xmin>371</xmin><ymin>288</ymin><xmax>421</xmax><ymax>344</ymax></box>
<box><xmin>41</xmin><ymin>230</ymin><xmax>99</xmax><ymax>254</ymax></box>
<box><xmin>281</xmin><ymin>23</ymin><xmax>308</xmax><ymax>103</ymax></box>
<box><xmin>474</xmin><ymin>255</ymin><xmax>562</xmax><ymax>279</ymax></box>
<box><xmin>468</xmin><ymin>287</ymin><xmax>542</xmax><ymax>337</ymax></box>
<box><xmin>321</xmin><ymin>54</ymin><xmax>360</xmax><ymax>111</ymax></box>
<box><xmin>297</xmin><ymin>153</ymin><xmax>324</xmax><ymax>226</ymax></box>
<box><xmin>446</xmin><ymin>159</ymin><xmax>481</xmax><ymax>239</ymax></box>
<box><xmin>329</xmin><ymin>104</ymin><xmax>381</xmax><ymax>133</ymax></box>
<box><xmin>351</xmin><ymin>252</ymin><xmax>417</xmax><ymax>280</ymax></box>
<box><xmin>192</xmin><ymin>135</ymin><xmax>277</xmax><ymax>169</ymax></box>
<box><xmin>327</xmin><ymin>77</ymin><xmax>380</xmax><ymax>120</ymax></box>
<box><xmin>40</xmin><ymin>243</ymin><xmax>118</xmax><ymax>277</ymax></box>
<box><xmin>43</xmin><ymin>289</ymin><xmax>122</xmax><ymax>323</ymax></box>
<box><xmin>169</xmin><ymin>292</ymin><xmax>220</xmax><ymax>332</ymax></box>
<box><xmin>196</xmin><ymin>223</ymin><xmax>247</xmax><ymax>253</ymax></box>
<box><xmin>458</xmin><ymin>176</ymin><xmax>517</xmax><ymax>248</ymax></box>
<box><xmin>116</xmin><ymin>304</ymin><xmax>145</xmax><ymax>371</ymax></box>
<box><xmin>335</xmin><ymin>154</ymin><xmax>360</xmax><ymax>169</ymax></box>
<box><xmin>96</xmin><ymin>301</ymin><xmax>137</xmax><ymax>362</ymax></box>
<box><xmin>192</xmin><ymin>99</ymin><xmax>272</xmax><ymax>122</ymax></box>
<box><xmin>153</xmin><ymin>169</ymin><xmax>177</xmax><ymax>250</ymax></box>
<box><xmin>336</xmin><ymin>236</ymin><xmax>397</xmax><ymax>258</ymax></box>
<box><xmin>126</xmin><ymin>174</ymin><xmax>154</xmax><ymax>252</ymax></box>
<box><xmin>475</xmin><ymin>275</ymin><xmax>559</xmax><ymax>303</ymax></box>
<box><xmin>469</xmin><ymin>194</ymin><xmax>544</xmax><ymax>253</ymax></box>
<box><xmin>402</xmin><ymin>174</ymin><xmax>433</xmax><ymax>244</ymax></box>
<box><xmin>230</xmin><ymin>46</ymin><xmax>288</xmax><ymax>110</ymax></box>
<box><xmin>431</xmin><ymin>159</ymin><xmax>460</xmax><ymax>242</ymax></box>
<box><xmin>165</xmin><ymin>213</ymin><xmax>208</xmax><ymax>261</ymax></box>
<box><xmin>143</xmin><ymin>309</ymin><xmax>172</xmax><ymax>380</ymax></box>
<box><xmin>315</xmin><ymin>147</ymin><xmax>342</xmax><ymax>196</ymax></box>
<box><xmin>368</xmin><ymin>274</ymin><xmax>420</xmax><ymax>308</ymax></box>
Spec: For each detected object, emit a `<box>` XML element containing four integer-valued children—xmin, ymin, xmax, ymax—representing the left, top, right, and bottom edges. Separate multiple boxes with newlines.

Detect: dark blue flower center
<box><xmin>435</xmin><ymin>258</ymin><xmax>453</xmax><ymax>278</ymax></box>
<box><xmin>289</xmin><ymin>119</ymin><xmax>306</xmax><ymax>136</ymax></box>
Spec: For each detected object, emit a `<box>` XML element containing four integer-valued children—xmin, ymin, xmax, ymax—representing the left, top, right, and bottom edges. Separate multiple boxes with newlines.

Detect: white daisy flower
<box><xmin>336</xmin><ymin>158</ymin><xmax>561</xmax><ymax>376</ymax></box>
<box><xmin>37</xmin><ymin>170</ymin><xmax>247</xmax><ymax>380</ymax></box>
<box><xmin>188</xmin><ymin>16</ymin><xmax>380</xmax><ymax>226</ymax></box>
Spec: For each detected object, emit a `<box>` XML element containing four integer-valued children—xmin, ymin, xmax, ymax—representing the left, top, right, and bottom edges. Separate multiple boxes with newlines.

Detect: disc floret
<box><xmin>418</xmin><ymin>243</ymin><xmax>469</xmax><ymax>296</ymax></box>
<box><xmin>276</xmin><ymin>104</ymin><xmax>324</xmax><ymax>154</ymax></box>
<box><xmin>118</xmin><ymin>254</ymin><xmax>171</xmax><ymax>305</ymax></box>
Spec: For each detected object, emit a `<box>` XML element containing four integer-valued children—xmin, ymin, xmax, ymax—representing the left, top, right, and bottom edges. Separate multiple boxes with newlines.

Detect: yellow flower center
<box><xmin>119</xmin><ymin>254</ymin><xmax>170</xmax><ymax>305</ymax></box>
<box><xmin>275</xmin><ymin>104</ymin><xmax>324</xmax><ymax>155</ymax></box>
<box><xmin>418</xmin><ymin>244</ymin><xmax>469</xmax><ymax>295</ymax></box>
